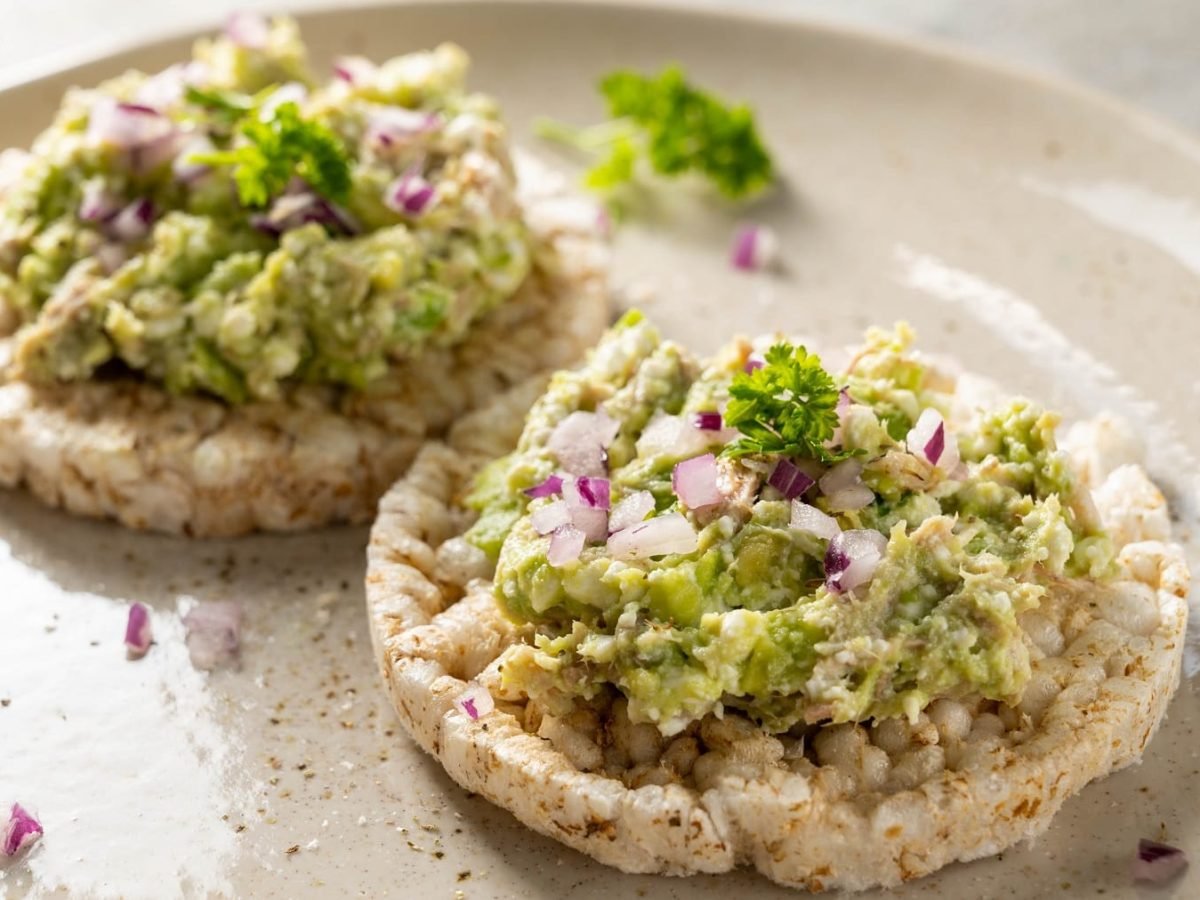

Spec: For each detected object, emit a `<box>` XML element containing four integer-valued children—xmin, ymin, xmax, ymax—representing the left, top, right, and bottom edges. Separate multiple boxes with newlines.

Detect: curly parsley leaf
<box><xmin>184</xmin><ymin>85</ymin><xmax>256</xmax><ymax>123</ymax></box>
<box><xmin>535</xmin><ymin>65</ymin><xmax>774</xmax><ymax>200</ymax></box>
<box><xmin>190</xmin><ymin>101</ymin><xmax>351</xmax><ymax>208</ymax></box>
<box><xmin>722</xmin><ymin>343</ymin><xmax>844</xmax><ymax>461</ymax></box>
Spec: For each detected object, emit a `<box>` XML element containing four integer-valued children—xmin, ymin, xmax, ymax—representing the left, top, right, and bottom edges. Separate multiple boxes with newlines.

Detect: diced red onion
<box><xmin>828</xmin><ymin>388</ymin><xmax>852</xmax><ymax>448</ymax></box>
<box><xmin>563</xmin><ymin>476</ymin><xmax>611</xmax><ymax>511</ymax></box>
<box><xmin>790</xmin><ymin>501</ymin><xmax>840</xmax><ymax>541</ymax></box>
<box><xmin>673</xmin><ymin>454</ymin><xmax>723</xmax><ymax>510</ymax></box>
<box><xmin>182</xmin><ymin>602</ymin><xmax>241</xmax><ymax>671</ymax></box>
<box><xmin>730</xmin><ymin>223</ymin><xmax>778</xmax><ymax>272</ymax></box>
<box><xmin>384</xmin><ymin>169</ymin><xmax>437</xmax><ymax>217</ymax></box>
<box><xmin>172</xmin><ymin>134</ymin><xmax>215</xmax><ymax>182</ymax></box>
<box><xmin>333</xmin><ymin>55</ymin><xmax>377</xmax><ymax>85</ymax></box>
<box><xmin>547</xmin><ymin>525</ymin><xmax>586</xmax><ymax>567</ymax></box>
<box><xmin>743</xmin><ymin>354</ymin><xmax>764</xmax><ymax>373</ymax></box>
<box><xmin>366</xmin><ymin>107</ymin><xmax>441</xmax><ymax>149</ymax></box>
<box><xmin>124</xmin><ymin>602</ymin><xmax>153</xmax><ymax>659</ymax></box>
<box><xmin>768</xmin><ymin>459</ymin><xmax>816</xmax><ymax>500</ymax></box>
<box><xmin>906</xmin><ymin>408</ymin><xmax>944</xmax><ymax>464</ymax></box>
<box><xmin>825</xmin><ymin>484</ymin><xmax>875</xmax><ymax>513</ymax></box>
<box><xmin>531</xmin><ymin>500</ymin><xmax>571</xmax><ymax>536</ymax></box>
<box><xmin>2</xmin><ymin>803</ymin><xmax>42</xmax><ymax>857</ymax></box>
<box><xmin>1133</xmin><ymin>839</ymin><xmax>1188</xmax><ymax>883</ymax></box>
<box><xmin>608</xmin><ymin>513</ymin><xmax>698</xmax><ymax>560</ymax></box>
<box><xmin>819</xmin><ymin>458</ymin><xmax>862</xmax><ymax>495</ymax></box>
<box><xmin>524</xmin><ymin>474</ymin><xmax>563</xmax><ymax>499</ymax></box>
<box><xmin>225</xmin><ymin>11</ymin><xmax>270</xmax><ymax>48</ymax></box>
<box><xmin>636</xmin><ymin>413</ymin><xmax>720</xmax><ymax>460</ymax></box>
<box><xmin>825</xmin><ymin>529</ymin><xmax>888</xmax><ymax>595</ymax></box>
<box><xmin>134</xmin><ymin>61</ymin><xmax>209</xmax><ymax>110</ymax></box>
<box><xmin>252</xmin><ymin>191</ymin><xmax>359</xmax><ymax>236</ymax></box>
<box><xmin>608</xmin><ymin>490</ymin><xmax>655</xmax><ymax>533</ymax></box>
<box><xmin>259</xmin><ymin>82</ymin><xmax>308</xmax><ymax>120</ymax></box>
<box><xmin>454</xmin><ymin>682</ymin><xmax>495</xmax><ymax>721</ymax></box>
<box><xmin>108</xmin><ymin>198</ymin><xmax>155</xmax><ymax>243</ymax></box>
<box><xmin>87</xmin><ymin>99</ymin><xmax>176</xmax><ymax>155</ymax></box>
<box><xmin>78</xmin><ymin>180</ymin><xmax>121</xmax><ymax>222</ymax></box>
<box><xmin>548</xmin><ymin>410</ymin><xmax>620</xmax><ymax>478</ymax></box>
<box><xmin>691</xmin><ymin>411</ymin><xmax>723</xmax><ymax>431</ymax></box>
<box><xmin>568</xmin><ymin>506</ymin><xmax>609</xmax><ymax>543</ymax></box>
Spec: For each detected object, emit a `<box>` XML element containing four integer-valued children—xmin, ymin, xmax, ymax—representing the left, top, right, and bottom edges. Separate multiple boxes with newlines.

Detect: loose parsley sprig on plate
<box><xmin>187</xmin><ymin>89</ymin><xmax>351</xmax><ymax>207</ymax></box>
<box><xmin>536</xmin><ymin>65</ymin><xmax>774</xmax><ymax>200</ymax></box>
<box><xmin>722</xmin><ymin>343</ymin><xmax>845</xmax><ymax>461</ymax></box>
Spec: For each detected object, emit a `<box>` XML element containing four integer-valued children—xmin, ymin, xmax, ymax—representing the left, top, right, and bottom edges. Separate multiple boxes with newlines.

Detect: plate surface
<box><xmin>1</xmin><ymin>2</ymin><xmax>1199</xmax><ymax>897</ymax></box>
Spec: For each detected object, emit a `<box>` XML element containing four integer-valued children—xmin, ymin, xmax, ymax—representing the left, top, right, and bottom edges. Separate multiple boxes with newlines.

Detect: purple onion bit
<box><xmin>524</xmin><ymin>474</ymin><xmax>563</xmax><ymax>499</ymax></box>
<box><xmin>1133</xmin><ymin>839</ymin><xmax>1188</xmax><ymax>883</ymax></box>
<box><xmin>691</xmin><ymin>411</ymin><xmax>724</xmax><ymax>431</ymax></box>
<box><xmin>768</xmin><ymin>459</ymin><xmax>816</xmax><ymax>500</ymax></box>
<box><xmin>924</xmin><ymin>422</ymin><xmax>946</xmax><ymax>466</ymax></box>
<box><xmin>574</xmin><ymin>476</ymin><xmax>611</xmax><ymax>510</ymax></box>
<box><xmin>743</xmin><ymin>355</ymin><xmax>765</xmax><ymax>374</ymax></box>
<box><xmin>124</xmin><ymin>602</ymin><xmax>153</xmax><ymax>660</ymax></box>
<box><xmin>2</xmin><ymin>803</ymin><xmax>42</xmax><ymax>857</ymax></box>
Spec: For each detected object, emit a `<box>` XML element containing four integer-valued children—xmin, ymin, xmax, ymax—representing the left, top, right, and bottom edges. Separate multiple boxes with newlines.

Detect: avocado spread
<box><xmin>465</xmin><ymin>313</ymin><xmax>1115</xmax><ymax>736</ymax></box>
<box><xmin>0</xmin><ymin>16</ymin><xmax>530</xmax><ymax>402</ymax></box>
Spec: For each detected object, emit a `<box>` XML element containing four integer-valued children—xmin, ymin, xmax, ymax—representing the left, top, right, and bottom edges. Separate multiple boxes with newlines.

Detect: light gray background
<box><xmin>0</xmin><ymin>0</ymin><xmax>1198</xmax><ymax>133</ymax></box>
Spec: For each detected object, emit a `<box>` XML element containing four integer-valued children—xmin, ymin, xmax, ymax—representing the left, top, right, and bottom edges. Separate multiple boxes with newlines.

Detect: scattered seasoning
<box><xmin>1</xmin><ymin>699</ymin><xmax>10</xmax><ymax>707</ymax></box>
<box><xmin>285</xmin><ymin>844</ymin><xmax>300</xmax><ymax>855</ymax></box>
<box><xmin>235</xmin><ymin>825</ymin><xmax>246</xmax><ymax>833</ymax></box>
<box><xmin>457</xmin><ymin>871</ymin><xmax>472</xmax><ymax>882</ymax></box>
<box><xmin>433</xmin><ymin>851</ymin><xmax>445</xmax><ymax>859</ymax></box>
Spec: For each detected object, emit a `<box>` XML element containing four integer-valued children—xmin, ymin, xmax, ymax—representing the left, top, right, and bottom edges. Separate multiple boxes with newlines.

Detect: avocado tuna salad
<box><xmin>463</xmin><ymin>313</ymin><xmax>1116</xmax><ymax>735</ymax></box>
<box><xmin>0</xmin><ymin>15</ymin><xmax>534</xmax><ymax>403</ymax></box>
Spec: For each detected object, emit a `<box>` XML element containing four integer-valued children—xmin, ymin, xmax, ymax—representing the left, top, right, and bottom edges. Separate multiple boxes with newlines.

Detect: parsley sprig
<box><xmin>535</xmin><ymin>65</ymin><xmax>774</xmax><ymax>200</ymax></box>
<box><xmin>187</xmin><ymin>90</ymin><xmax>351</xmax><ymax>208</ymax></box>
<box><xmin>722</xmin><ymin>343</ymin><xmax>844</xmax><ymax>461</ymax></box>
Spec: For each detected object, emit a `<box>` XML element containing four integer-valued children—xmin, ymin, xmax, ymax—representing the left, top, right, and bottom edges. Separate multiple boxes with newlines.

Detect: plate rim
<box><xmin>1</xmin><ymin>0</ymin><xmax>1198</xmax><ymax>166</ymax></box>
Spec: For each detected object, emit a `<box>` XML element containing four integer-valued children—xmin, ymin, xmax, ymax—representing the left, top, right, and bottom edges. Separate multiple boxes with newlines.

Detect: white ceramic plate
<box><xmin>1</xmin><ymin>3</ymin><xmax>1198</xmax><ymax>897</ymax></box>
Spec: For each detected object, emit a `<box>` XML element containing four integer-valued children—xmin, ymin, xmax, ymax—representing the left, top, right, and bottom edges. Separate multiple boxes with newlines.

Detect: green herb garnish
<box><xmin>535</xmin><ymin>65</ymin><xmax>774</xmax><ymax>200</ymax></box>
<box><xmin>722</xmin><ymin>343</ymin><xmax>843</xmax><ymax>461</ymax></box>
<box><xmin>190</xmin><ymin>99</ymin><xmax>351</xmax><ymax>207</ymax></box>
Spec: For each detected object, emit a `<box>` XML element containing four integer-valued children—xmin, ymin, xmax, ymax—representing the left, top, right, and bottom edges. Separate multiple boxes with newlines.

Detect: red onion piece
<box><xmin>1133</xmin><ymin>839</ymin><xmax>1188</xmax><ymax>883</ymax></box>
<box><xmin>524</xmin><ymin>474</ymin><xmax>563</xmax><ymax>499</ymax></box>
<box><xmin>384</xmin><ymin>169</ymin><xmax>437</xmax><ymax>217</ymax></box>
<box><xmin>825</xmin><ymin>529</ymin><xmax>888</xmax><ymax>595</ymax></box>
<box><xmin>79</xmin><ymin>180</ymin><xmax>121</xmax><ymax>223</ymax></box>
<box><xmin>691</xmin><ymin>411</ymin><xmax>724</xmax><ymax>431</ymax></box>
<box><xmin>87</xmin><ymin>99</ymin><xmax>176</xmax><ymax>157</ymax></box>
<box><xmin>366</xmin><ymin>107</ymin><xmax>441</xmax><ymax>149</ymax></box>
<box><xmin>172</xmin><ymin>134</ymin><xmax>215</xmax><ymax>182</ymax></box>
<box><xmin>819</xmin><ymin>458</ymin><xmax>862</xmax><ymax>495</ymax></box>
<box><xmin>564</xmin><ymin>476</ymin><xmax>611</xmax><ymax>511</ymax></box>
<box><xmin>608</xmin><ymin>490</ymin><xmax>655</xmax><ymax>533</ymax></box>
<box><xmin>730</xmin><ymin>223</ymin><xmax>778</xmax><ymax>272</ymax></box>
<box><xmin>547</xmin><ymin>525</ymin><xmax>586</xmax><ymax>567</ymax></box>
<box><xmin>531</xmin><ymin>500</ymin><xmax>571</xmax><ymax>536</ymax></box>
<box><xmin>252</xmin><ymin>191</ymin><xmax>359</xmax><ymax>236</ymax></box>
<box><xmin>182</xmin><ymin>602</ymin><xmax>241</xmax><ymax>671</ymax></box>
<box><xmin>454</xmin><ymin>682</ymin><xmax>495</xmax><ymax>721</ymax></box>
<box><xmin>259</xmin><ymin>82</ymin><xmax>309</xmax><ymax>120</ymax></box>
<box><xmin>825</xmin><ymin>484</ymin><xmax>875</xmax><ymax>513</ymax></box>
<box><xmin>548</xmin><ymin>410</ymin><xmax>620</xmax><ymax>478</ymax></box>
<box><xmin>637</xmin><ymin>413</ymin><xmax>721</xmax><ymax>460</ymax></box>
<box><xmin>790</xmin><ymin>501</ymin><xmax>840</xmax><ymax>541</ymax></box>
<box><xmin>333</xmin><ymin>55</ymin><xmax>377</xmax><ymax>85</ymax></box>
<box><xmin>673</xmin><ymin>453</ymin><xmax>723</xmax><ymax>510</ymax></box>
<box><xmin>135</xmin><ymin>61</ymin><xmax>209</xmax><ymax>110</ymax></box>
<box><xmin>225</xmin><ymin>11</ymin><xmax>270</xmax><ymax>48</ymax></box>
<box><xmin>95</xmin><ymin>243</ymin><xmax>128</xmax><ymax>275</ymax></box>
<box><xmin>569</xmin><ymin>506</ymin><xmax>609</xmax><ymax>543</ymax></box>
<box><xmin>3</xmin><ymin>803</ymin><xmax>42</xmax><ymax>857</ymax></box>
<box><xmin>906</xmin><ymin>408</ymin><xmax>945</xmax><ymax>464</ymax></box>
<box><xmin>743</xmin><ymin>355</ymin><xmax>765</xmax><ymax>373</ymax></box>
<box><xmin>768</xmin><ymin>459</ymin><xmax>816</xmax><ymax>500</ymax></box>
<box><xmin>108</xmin><ymin>198</ymin><xmax>155</xmax><ymax>243</ymax></box>
<box><xmin>608</xmin><ymin>513</ymin><xmax>698</xmax><ymax>560</ymax></box>
<box><xmin>124</xmin><ymin>602</ymin><xmax>153</xmax><ymax>659</ymax></box>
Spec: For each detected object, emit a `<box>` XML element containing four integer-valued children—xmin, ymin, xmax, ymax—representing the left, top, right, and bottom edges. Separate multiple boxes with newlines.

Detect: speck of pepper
<box><xmin>286</xmin><ymin>844</ymin><xmax>300</xmax><ymax>856</ymax></box>
<box><xmin>457</xmin><ymin>871</ymin><xmax>471</xmax><ymax>882</ymax></box>
<box><xmin>1</xmin><ymin>698</ymin><xmax>10</xmax><ymax>707</ymax></box>
<box><xmin>434</xmin><ymin>851</ymin><xmax>445</xmax><ymax>860</ymax></box>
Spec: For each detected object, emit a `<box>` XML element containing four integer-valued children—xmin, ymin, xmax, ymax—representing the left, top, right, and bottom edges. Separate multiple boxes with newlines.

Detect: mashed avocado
<box><xmin>466</xmin><ymin>314</ymin><xmax>1115</xmax><ymax>735</ymax></box>
<box><xmin>0</xmin><ymin>16</ymin><xmax>530</xmax><ymax>402</ymax></box>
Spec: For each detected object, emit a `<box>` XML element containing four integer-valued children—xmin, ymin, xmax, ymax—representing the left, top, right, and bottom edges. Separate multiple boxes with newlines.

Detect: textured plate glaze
<box><xmin>1</xmin><ymin>2</ymin><xmax>1198</xmax><ymax>897</ymax></box>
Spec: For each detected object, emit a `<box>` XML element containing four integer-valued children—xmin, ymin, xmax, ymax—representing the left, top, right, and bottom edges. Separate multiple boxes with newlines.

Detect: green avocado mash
<box><xmin>0</xmin><ymin>16</ymin><xmax>530</xmax><ymax>402</ymax></box>
<box><xmin>465</xmin><ymin>314</ymin><xmax>1114</xmax><ymax>735</ymax></box>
